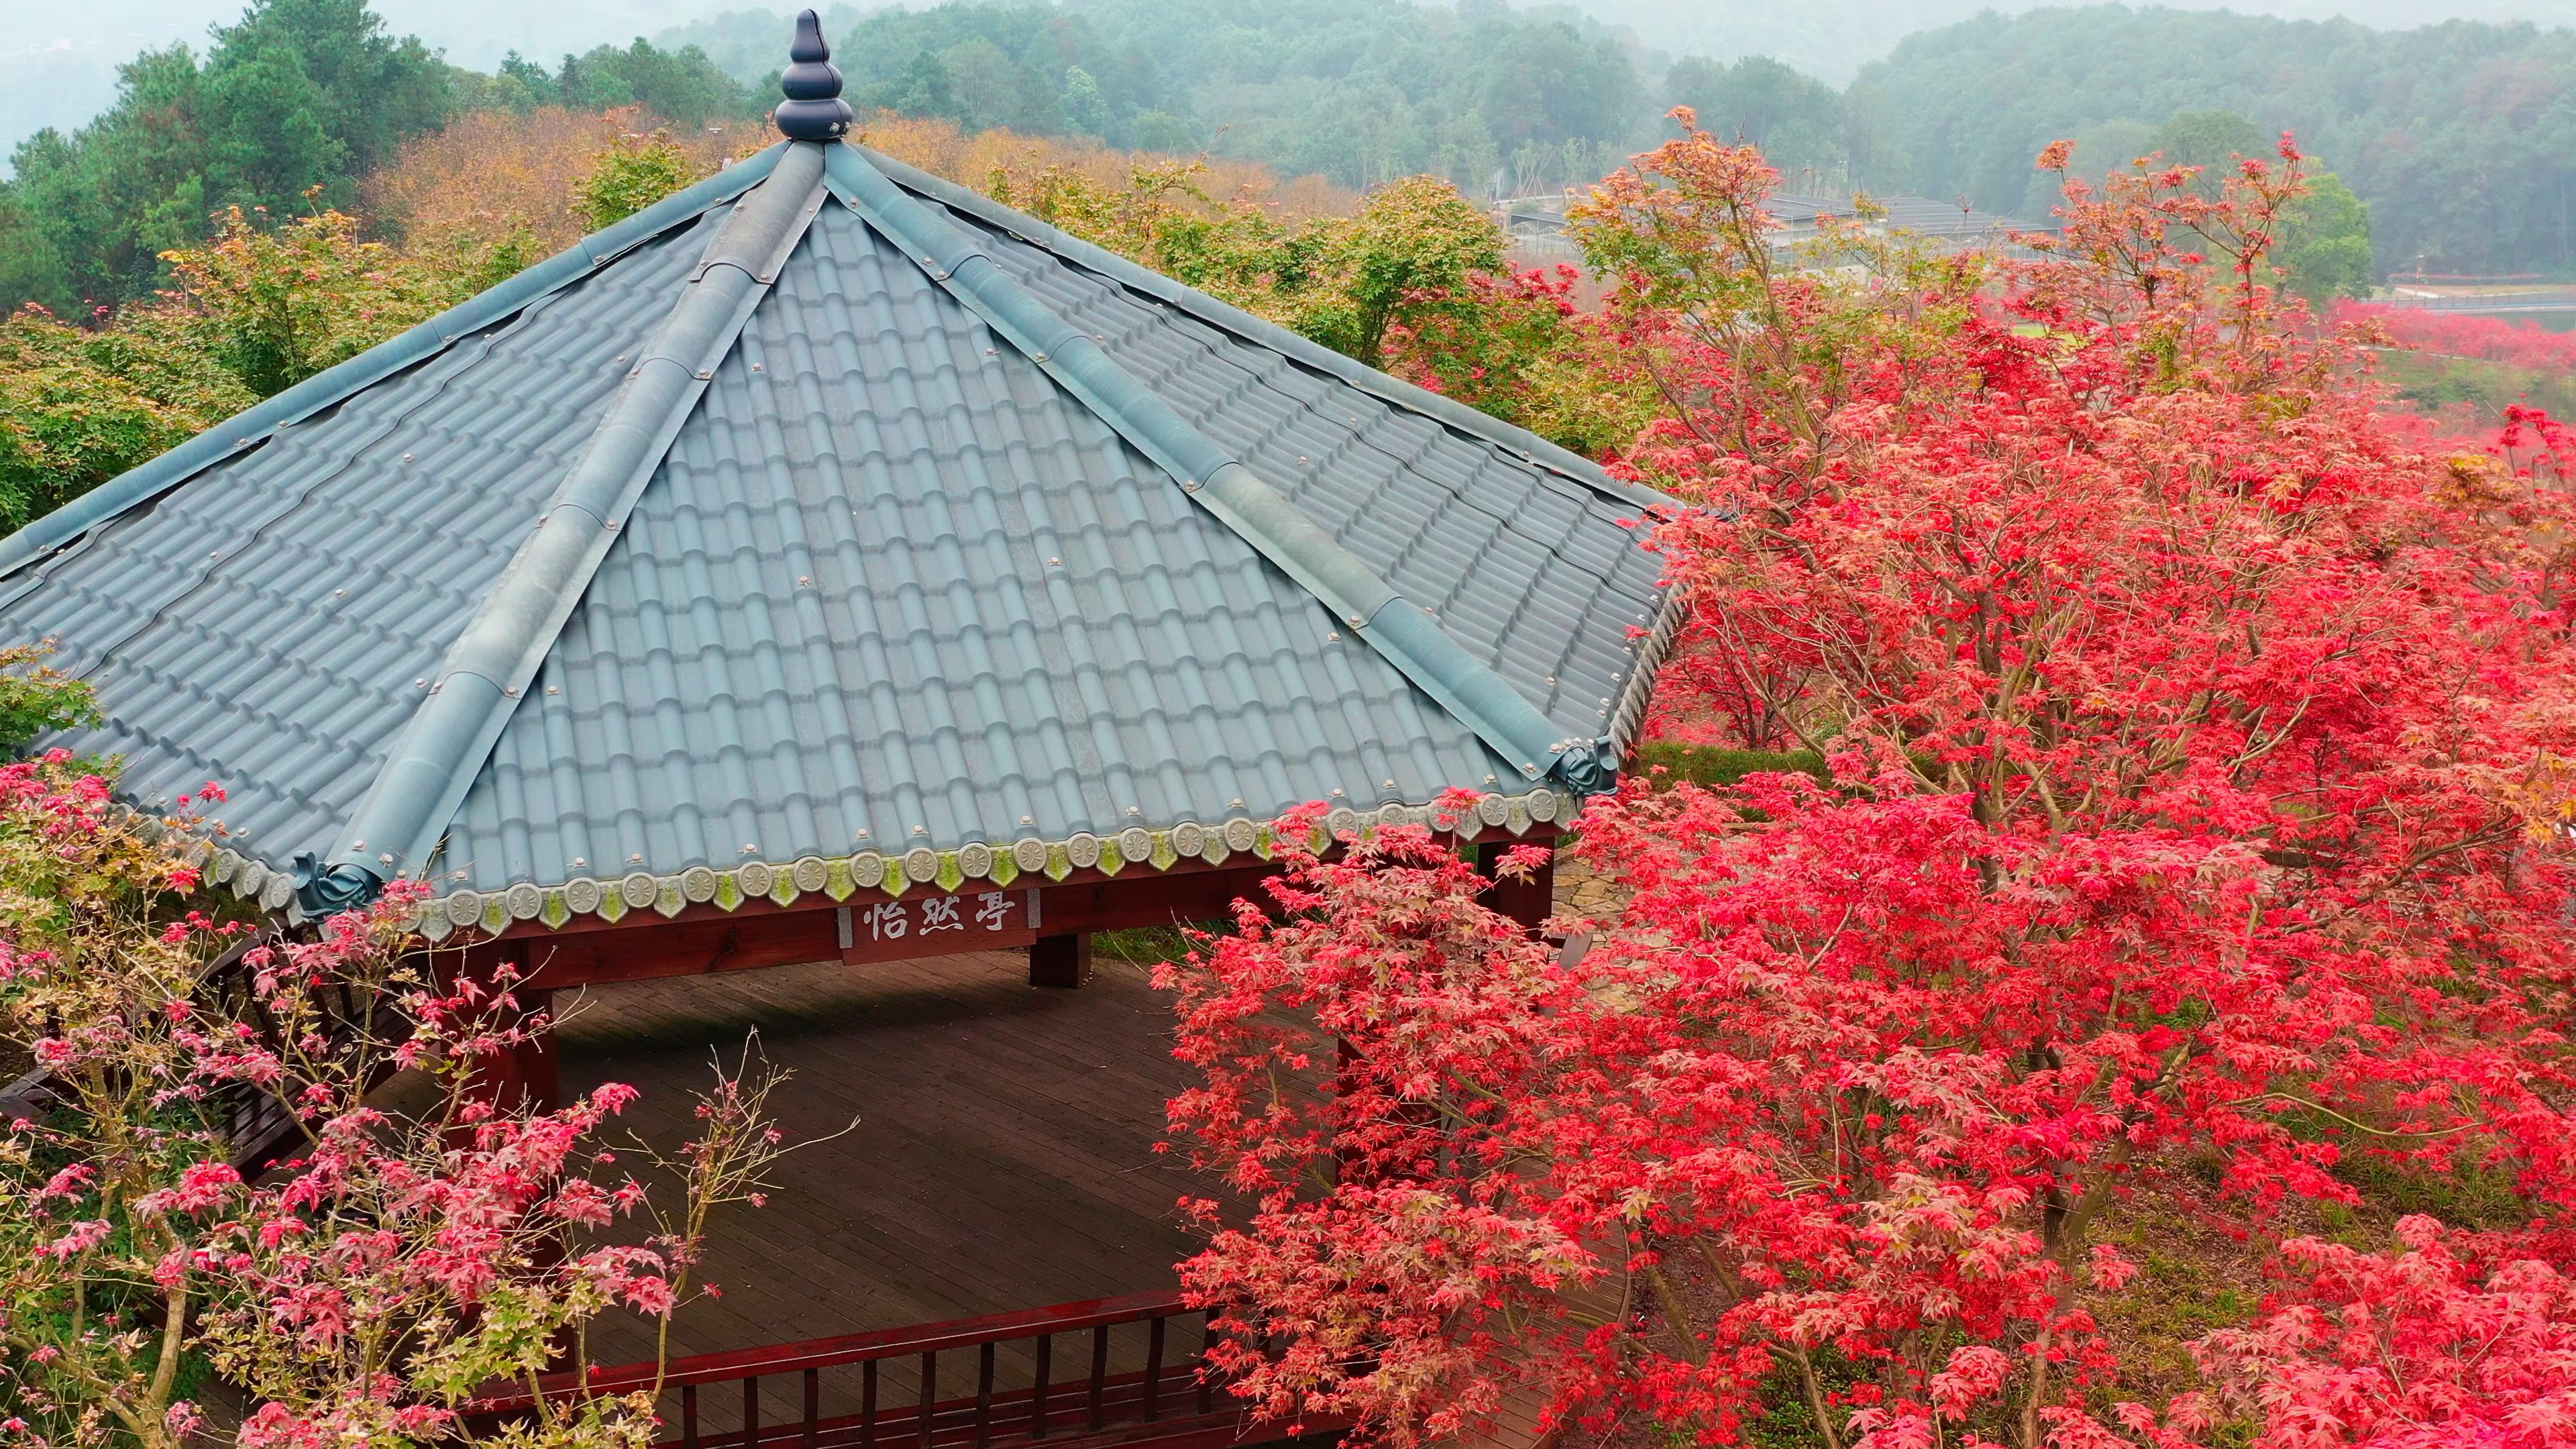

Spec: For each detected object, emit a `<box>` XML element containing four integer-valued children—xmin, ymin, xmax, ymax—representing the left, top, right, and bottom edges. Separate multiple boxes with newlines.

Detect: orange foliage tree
<box><xmin>361</xmin><ymin>108</ymin><xmax>769</xmax><ymax>255</ymax></box>
<box><xmin>851</xmin><ymin>112</ymin><xmax>1354</xmax><ymax>224</ymax></box>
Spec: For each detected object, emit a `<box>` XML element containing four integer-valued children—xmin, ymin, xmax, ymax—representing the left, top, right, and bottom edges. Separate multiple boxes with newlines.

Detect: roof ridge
<box><xmin>293</xmin><ymin>142</ymin><xmax>835</xmax><ymax>914</ymax></box>
<box><xmin>848</xmin><ymin>142</ymin><xmax>1670</xmax><ymax>515</ymax></box>
<box><xmin>822</xmin><ymin>144</ymin><xmax>1616</xmax><ymax>796</ymax></box>
<box><xmin>0</xmin><ymin>142</ymin><xmax>796</xmax><ymax>592</ymax></box>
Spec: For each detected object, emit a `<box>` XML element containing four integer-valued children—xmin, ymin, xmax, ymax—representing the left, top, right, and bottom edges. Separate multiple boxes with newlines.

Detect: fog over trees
<box><xmin>5</xmin><ymin>0</ymin><xmax>2574</xmax><ymax>319</ymax></box>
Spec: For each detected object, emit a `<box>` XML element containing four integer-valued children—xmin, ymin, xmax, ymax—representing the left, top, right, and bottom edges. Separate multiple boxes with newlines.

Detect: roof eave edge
<box><xmin>407</xmin><ymin>784</ymin><xmax>1578</xmax><ymax>938</ymax></box>
<box><xmin>1607</xmin><ymin>578</ymin><xmax>1688</xmax><ymax>759</ymax></box>
<box><xmin>822</xmin><ymin>144</ymin><xmax>1612</xmax><ymax>796</ymax></box>
<box><xmin>297</xmin><ymin>142</ymin><xmax>833</xmax><ymax>915</ymax></box>
<box><xmin>0</xmin><ymin>142</ymin><xmax>795</xmax><ymax>586</ymax></box>
<box><xmin>848</xmin><ymin>141</ymin><xmax>1672</xmax><ymax>515</ymax></box>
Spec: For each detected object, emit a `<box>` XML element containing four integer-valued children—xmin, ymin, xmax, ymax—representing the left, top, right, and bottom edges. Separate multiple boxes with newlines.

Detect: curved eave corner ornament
<box><xmin>774</xmin><ymin>9</ymin><xmax>853</xmax><ymax>142</ymax></box>
<box><xmin>1556</xmin><ymin>737</ymin><xmax>1618</xmax><ymax>794</ymax></box>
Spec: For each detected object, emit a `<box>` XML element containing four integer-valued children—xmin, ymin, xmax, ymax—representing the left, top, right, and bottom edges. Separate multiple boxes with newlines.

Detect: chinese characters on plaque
<box><xmin>837</xmin><ymin>888</ymin><xmax>1042</xmax><ymax>961</ymax></box>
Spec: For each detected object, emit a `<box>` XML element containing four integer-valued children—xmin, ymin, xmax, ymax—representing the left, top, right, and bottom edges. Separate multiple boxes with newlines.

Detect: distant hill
<box><xmin>9</xmin><ymin>0</ymin><xmax>2575</xmax><ymax>294</ymax></box>
<box><xmin>1840</xmin><ymin>5</ymin><xmax>2576</xmax><ymax>276</ymax></box>
<box><xmin>649</xmin><ymin>0</ymin><xmax>1652</xmax><ymax>196</ymax></box>
<box><xmin>0</xmin><ymin>0</ymin><xmax>775</xmax><ymax>167</ymax></box>
<box><xmin>17</xmin><ymin>0</ymin><xmax>2575</xmax><ymax>163</ymax></box>
<box><xmin>1561</xmin><ymin>0</ymin><xmax>2576</xmax><ymax>84</ymax></box>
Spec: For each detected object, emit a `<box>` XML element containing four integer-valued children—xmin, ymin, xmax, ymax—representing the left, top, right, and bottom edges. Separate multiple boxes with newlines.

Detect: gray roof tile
<box><xmin>1</xmin><ymin>215</ymin><xmax>724</xmax><ymax>869</ymax></box>
<box><xmin>443</xmin><ymin>201</ymin><xmax>1525</xmax><ymax>890</ymax></box>
<box><xmin>0</xmin><ymin>143</ymin><xmax>1675</xmax><ymax>920</ymax></box>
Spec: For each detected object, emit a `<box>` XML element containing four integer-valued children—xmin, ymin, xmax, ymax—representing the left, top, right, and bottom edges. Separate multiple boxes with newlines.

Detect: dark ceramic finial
<box><xmin>775</xmin><ymin>9</ymin><xmax>851</xmax><ymax>141</ymax></box>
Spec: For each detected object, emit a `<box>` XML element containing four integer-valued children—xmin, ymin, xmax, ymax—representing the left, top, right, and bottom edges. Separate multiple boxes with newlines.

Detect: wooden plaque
<box><xmin>834</xmin><ymin>888</ymin><xmax>1044</xmax><ymax>964</ymax></box>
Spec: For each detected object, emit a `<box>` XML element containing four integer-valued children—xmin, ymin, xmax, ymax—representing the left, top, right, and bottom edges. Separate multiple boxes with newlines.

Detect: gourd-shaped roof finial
<box><xmin>775</xmin><ymin>9</ymin><xmax>852</xmax><ymax>141</ymax></box>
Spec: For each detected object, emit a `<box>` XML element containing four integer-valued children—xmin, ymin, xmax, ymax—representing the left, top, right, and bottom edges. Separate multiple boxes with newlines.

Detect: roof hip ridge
<box><xmin>821</xmin><ymin>144</ymin><xmax>1615</xmax><ymax>797</ymax></box>
<box><xmin>0</xmin><ymin>143</ymin><xmax>796</xmax><ymax>594</ymax></box>
<box><xmin>294</xmin><ymin>142</ymin><xmax>835</xmax><ymax>915</ymax></box>
<box><xmin>847</xmin><ymin>142</ymin><xmax>1667</xmax><ymax>515</ymax></box>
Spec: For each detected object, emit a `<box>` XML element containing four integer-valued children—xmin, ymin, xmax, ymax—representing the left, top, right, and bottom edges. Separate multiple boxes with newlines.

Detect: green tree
<box><xmin>2278</xmin><ymin>171</ymin><xmax>2374</xmax><ymax>302</ymax></box>
<box><xmin>1131</xmin><ymin>110</ymin><xmax>1199</xmax><ymax>154</ymax></box>
<box><xmin>207</xmin><ymin>0</ymin><xmax>447</xmax><ymax>182</ymax></box>
<box><xmin>941</xmin><ymin>38</ymin><xmax>1019</xmax><ymax>129</ymax></box>
<box><xmin>555</xmin><ymin>38</ymin><xmax>752</xmax><ymax>127</ymax></box>
<box><xmin>0</xmin><ymin>194</ymin><xmax>74</xmax><ymax>320</ymax></box>
<box><xmin>0</xmin><ymin>646</ymin><xmax>99</xmax><ymax>751</ymax></box>
<box><xmin>0</xmin><ymin>306</ymin><xmax>256</xmax><ymax>531</ymax></box>
<box><xmin>1456</xmin><ymin>17</ymin><xmax>1640</xmax><ymax>155</ymax></box>
<box><xmin>157</xmin><ymin>204</ymin><xmax>462</xmax><ymax>398</ymax></box>
<box><xmin>1300</xmin><ymin>174</ymin><xmax>1505</xmax><ymax>360</ymax></box>
<box><xmin>877</xmin><ymin>48</ymin><xmax>966</xmax><ymax>124</ymax></box>
<box><xmin>207</xmin><ymin>0</ymin><xmax>448</xmax><ymax>178</ymax></box>
<box><xmin>496</xmin><ymin>50</ymin><xmax>557</xmax><ymax>107</ymax></box>
<box><xmin>1432</xmin><ymin>109</ymin><xmax>1500</xmax><ymax>197</ymax></box>
<box><xmin>201</xmin><ymin>46</ymin><xmax>347</xmax><ymax>212</ymax></box>
<box><xmin>0</xmin><ymin>0</ymin><xmax>455</xmax><ymax>314</ymax></box>
<box><xmin>1665</xmin><ymin>54</ymin><xmax>1847</xmax><ymax>180</ymax></box>
<box><xmin>1061</xmin><ymin>65</ymin><xmax>1112</xmax><ymax>136</ymax></box>
<box><xmin>2152</xmin><ymin>108</ymin><xmax>2269</xmax><ymax>199</ymax></box>
<box><xmin>574</xmin><ymin>131</ymin><xmax>704</xmax><ymax>232</ymax></box>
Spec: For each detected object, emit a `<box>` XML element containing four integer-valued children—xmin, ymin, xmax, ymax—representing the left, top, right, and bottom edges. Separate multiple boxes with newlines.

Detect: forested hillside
<box><xmin>0</xmin><ymin>0</ymin><xmax>757</xmax><ymax>317</ymax></box>
<box><xmin>655</xmin><ymin>0</ymin><xmax>1651</xmax><ymax>197</ymax></box>
<box><xmin>666</xmin><ymin>1</ymin><xmax>2573</xmax><ymax>277</ymax></box>
<box><xmin>0</xmin><ymin>0</ymin><xmax>1654</xmax><ymax>319</ymax></box>
<box><xmin>1837</xmin><ymin>7</ymin><xmax>2576</xmax><ymax>276</ymax></box>
<box><xmin>1568</xmin><ymin>0</ymin><xmax>2576</xmax><ymax>84</ymax></box>
<box><xmin>9</xmin><ymin>0</ymin><xmax>2576</xmax><ymax>322</ymax></box>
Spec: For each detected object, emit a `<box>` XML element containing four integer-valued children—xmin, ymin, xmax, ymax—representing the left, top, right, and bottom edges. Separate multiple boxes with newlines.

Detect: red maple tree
<box><xmin>1161</xmin><ymin>120</ymin><xmax>2576</xmax><ymax>1449</ymax></box>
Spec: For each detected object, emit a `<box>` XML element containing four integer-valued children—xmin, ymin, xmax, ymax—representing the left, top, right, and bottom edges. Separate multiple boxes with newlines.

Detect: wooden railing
<box><xmin>468</xmin><ymin>1291</ymin><xmax>1338</xmax><ymax>1449</ymax></box>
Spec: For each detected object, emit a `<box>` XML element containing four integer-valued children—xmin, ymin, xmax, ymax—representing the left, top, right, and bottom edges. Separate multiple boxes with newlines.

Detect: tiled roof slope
<box><xmin>443</xmin><ymin>201</ymin><xmax>1540</xmax><ymax>894</ymax></box>
<box><xmin>0</xmin><ymin>138</ymin><xmax>1678</xmax><ymax>928</ymax></box>
<box><xmin>947</xmin><ymin>199</ymin><xmax>1666</xmax><ymax>743</ymax></box>
<box><xmin>0</xmin><ymin>213</ymin><xmax>727</xmax><ymax>890</ymax></box>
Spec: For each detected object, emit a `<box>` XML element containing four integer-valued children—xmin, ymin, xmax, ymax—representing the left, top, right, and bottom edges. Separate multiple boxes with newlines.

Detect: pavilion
<box><xmin>0</xmin><ymin>13</ymin><xmax>1676</xmax><ymax>1447</ymax></box>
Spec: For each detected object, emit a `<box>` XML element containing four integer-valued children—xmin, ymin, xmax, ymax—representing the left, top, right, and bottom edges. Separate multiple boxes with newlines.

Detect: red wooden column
<box><xmin>1028</xmin><ymin>933</ymin><xmax>1092</xmax><ymax>988</ymax></box>
<box><xmin>460</xmin><ymin>944</ymin><xmax>561</xmax><ymax>1116</ymax></box>
<box><xmin>1476</xmin><ymin>836</ymin><xmax>1556</xmax><ymax>938</ymax></box>
<box><xmin>480</xmin><ymin>985</ymin><xmax>561</xmax><ymax>1114</ymax></box>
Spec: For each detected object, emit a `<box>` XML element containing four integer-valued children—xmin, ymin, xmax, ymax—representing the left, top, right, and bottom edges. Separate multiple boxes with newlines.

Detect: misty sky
<box><xmin>3</xmin><ymin>0</ymin><xmax>2571</xmax><ymax>161</ymax></box>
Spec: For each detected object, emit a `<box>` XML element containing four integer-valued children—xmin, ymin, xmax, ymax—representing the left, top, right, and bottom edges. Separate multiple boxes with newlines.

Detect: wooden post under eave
<box><xmin>462</xmin><ymin>950</ymin><xmax>562</xmax><ymax>1116</ymax></box>
<box><xmin>1476</xmin><ymin>838</ymin><xmax>1555</xmax><ymax>938</ymax></box>
<box><xmin>1028</xmin><ymin>932</ymin><xmax>1092</xmax><ymax>988</ymax></box>
<box><xmin>508</xmin><ymin>986</ymin><xmax>561</xmax><ymax>1114</ymax></box>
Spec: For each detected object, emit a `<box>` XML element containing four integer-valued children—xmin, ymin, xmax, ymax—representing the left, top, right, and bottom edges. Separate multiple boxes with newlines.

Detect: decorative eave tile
<box><xmin>398</xmin><ymin>787</ymin><xmax>1584</xmax><ymax>936</ymax></box>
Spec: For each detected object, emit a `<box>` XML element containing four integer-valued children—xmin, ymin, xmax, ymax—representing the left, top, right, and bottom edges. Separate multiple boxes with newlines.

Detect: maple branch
<box><xmin>2219</xmin><ymin>1093</ymin><xmax>2482</xmax><ymax>1140</ymax></box>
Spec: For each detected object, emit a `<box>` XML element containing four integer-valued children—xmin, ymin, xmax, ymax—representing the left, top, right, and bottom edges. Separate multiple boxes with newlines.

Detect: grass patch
<box><xmin>1629</xmin><ymin>741</ymin><xmax>1827</xmax><ymax>789</ymax></box>
<box><xmin>2326</xmin><ymin>1150</ymin><xmax>2531</xmax><ymax>1235</ymax></box>
<box><xmin>1094</xmin><ymin>921</ymin><xmax>1224</xmax><ymax>967</ymax></box>
<box><xmin>2085</xmin><ymin>1181</ymin><xmax>2268</xmax><ymax>1406</ymax></box>
<box><xmin>2376</xmin><ymin>349</ymin><xmax>2576</xmax><ymax>423</ymax></box>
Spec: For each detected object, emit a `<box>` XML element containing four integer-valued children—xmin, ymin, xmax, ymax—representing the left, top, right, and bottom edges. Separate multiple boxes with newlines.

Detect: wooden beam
<box><xmin>470</xmin><ymin>825</ymin><xmax>1562</xmax><ymax>990</ymax></box>
<box><xmin>498</xmin><ymin>863</ymin><xmax>1276</xmax><ymax>990</ymax></box>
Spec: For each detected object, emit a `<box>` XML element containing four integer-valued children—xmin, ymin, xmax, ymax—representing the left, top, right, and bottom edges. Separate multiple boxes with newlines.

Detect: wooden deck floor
<box><xmin>555</xmin><ymin>948</ymin><xmax>1213</xmax><ymax>1373</ymax></box>
<box><xmin>546</xmin><ymin>861</ymin><xmax>1601</xmax><ymax>1449</ymax></box>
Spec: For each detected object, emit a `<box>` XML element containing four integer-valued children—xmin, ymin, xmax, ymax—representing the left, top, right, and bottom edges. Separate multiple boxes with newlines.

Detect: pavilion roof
<box><xmin>0</xmin><ymin>114</ymin><xmax>1675</xmax><ymax>938</ymax></box>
